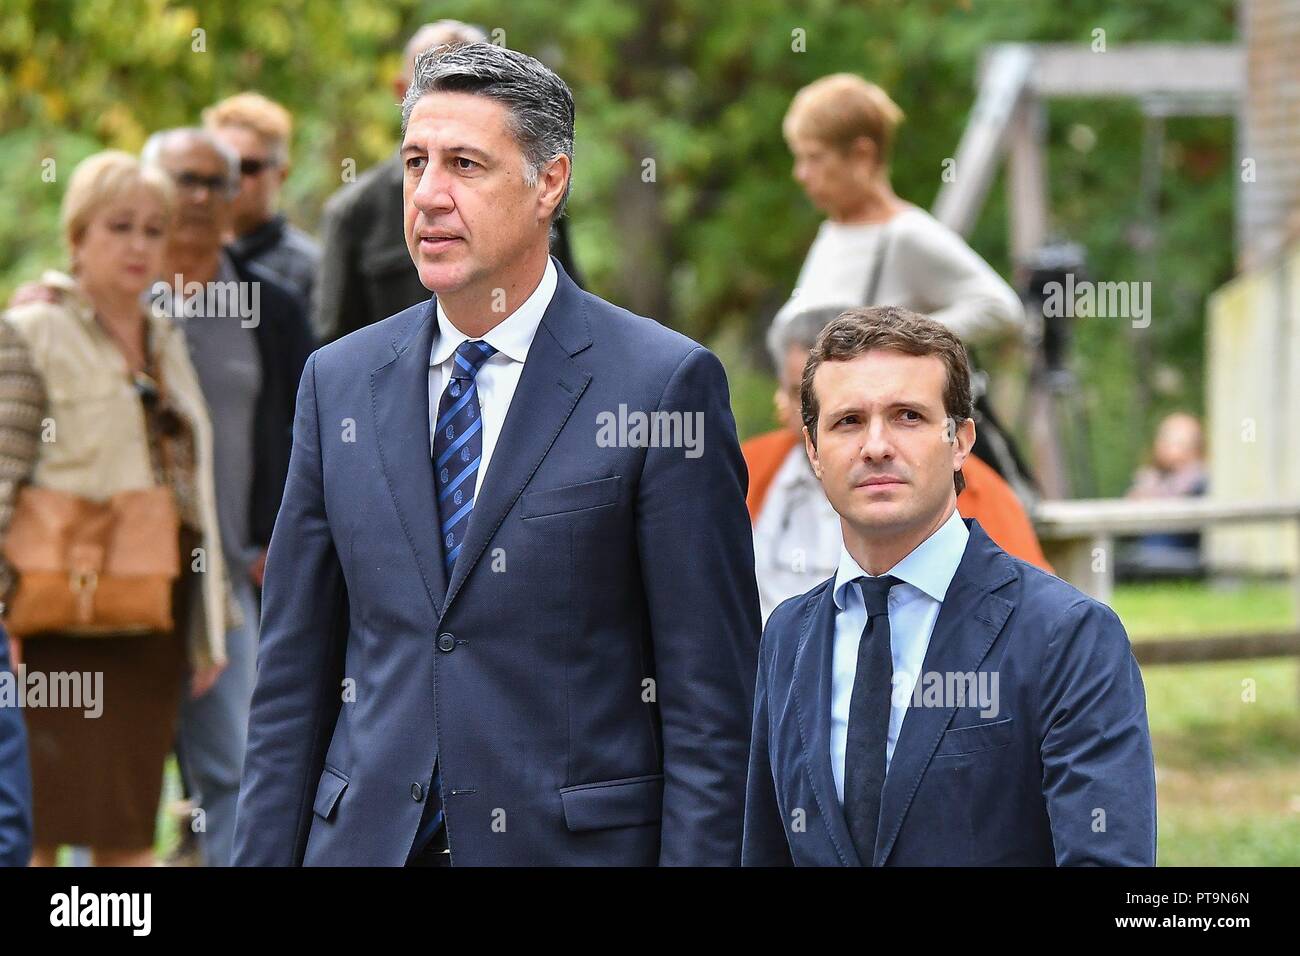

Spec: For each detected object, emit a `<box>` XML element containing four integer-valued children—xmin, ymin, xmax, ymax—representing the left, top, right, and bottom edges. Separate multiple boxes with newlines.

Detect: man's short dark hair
<box><xmin>801</xmin><ymin>305</ymin><xmax>974</xmax><ymax>494</ymax></box>
<box><xmin>401</xmin><ymin>42</ymin><xmax>575</xmax><ymax>221</ymax></box>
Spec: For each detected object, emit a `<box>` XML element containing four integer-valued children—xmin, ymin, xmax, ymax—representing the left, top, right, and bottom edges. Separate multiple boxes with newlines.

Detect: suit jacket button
<box><xmin>437</xmin><ymin>633</ymin><xmax>456</xmax><ymax>652</ymax></box>
<box><xmin>411</xmin><ymin>782</ymin><xmax>424</xmax><ymax>802</ymax></box>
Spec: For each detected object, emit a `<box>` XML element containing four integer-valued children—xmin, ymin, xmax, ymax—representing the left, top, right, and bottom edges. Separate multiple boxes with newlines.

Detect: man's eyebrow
<box><xmin>823</xmin><ymin>402</ymin><xmax>863</xmax><ymax>419</ymax></box>
<box><xmin>400</xmin><ymin>143</ymin><xmax>427</xmax><ymax>156</ymax></box>
<box><xmin>439</xmin><ymin>144</ymin><xmax>491</xmax><ymax>161</ymax></box>
<box><xmin>824</xmin><ymin>399</ymin><xmax>939</xmax><ymax>417</ymax></box>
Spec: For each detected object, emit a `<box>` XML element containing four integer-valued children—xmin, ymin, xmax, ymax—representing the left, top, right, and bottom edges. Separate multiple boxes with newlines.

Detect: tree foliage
<box><xmin>0</xmin><ymin>0</ymin><xmax>1239</xmax><ymax>492</ymax></box>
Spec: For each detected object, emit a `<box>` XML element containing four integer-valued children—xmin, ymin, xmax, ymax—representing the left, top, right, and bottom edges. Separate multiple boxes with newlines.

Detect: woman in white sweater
<box><xmin>775</xmin><ymin>73</ymin><xmax>1025</xmax><ymax>345</ymax></box>
<box><xmin>773</xmin><ymin>73</ymin><xmax>1033</xmax><ymax>491</ymax></box>
<box><xmin>776</xmin><ymin>73</ymin><xmax>1025</xmax><ymax>344</ymax></box>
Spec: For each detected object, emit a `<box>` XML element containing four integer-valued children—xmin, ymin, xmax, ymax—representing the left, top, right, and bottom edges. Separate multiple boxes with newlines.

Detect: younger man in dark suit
<box><xmin>743</xmin><ymin>306</ymin><xmax>1156</xmax><ymax>866</ymax></box>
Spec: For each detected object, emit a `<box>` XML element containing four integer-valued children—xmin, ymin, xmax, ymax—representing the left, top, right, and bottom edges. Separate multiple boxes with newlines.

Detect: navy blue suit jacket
<box><xmin>0</xmin><ymin>628</ymin><xmax>32</xmax><ymax>867</ymax></box>
<box><xmin>743</xmin><ymin>519</ymin><xmax>1156</xmax><ymax>866</ymax></box>
<box><xmin>232</xmin><ymin>259</ymin><xmax>761</xmax><ymax>865</ymax></box>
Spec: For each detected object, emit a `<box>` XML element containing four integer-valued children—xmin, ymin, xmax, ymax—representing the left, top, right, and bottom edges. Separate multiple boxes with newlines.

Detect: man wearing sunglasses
<box><xmin>141</xmin><ymin>127</ymin><xmax>316</xmax><ymax>868</ymax></box>
<box><xmin>205</xmin><ymin>93</ymin><xmax>321</xmax><ymax>308</ymax></box>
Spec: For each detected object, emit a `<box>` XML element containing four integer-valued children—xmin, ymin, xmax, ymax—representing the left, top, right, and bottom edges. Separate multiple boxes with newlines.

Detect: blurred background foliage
<box><xmin>0</xmin><ymin>0</ymin><xmax>1237</xmax><ymax>495</ymax></box>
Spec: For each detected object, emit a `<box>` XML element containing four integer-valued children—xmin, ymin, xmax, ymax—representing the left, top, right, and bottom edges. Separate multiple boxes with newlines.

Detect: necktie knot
<box><xmin>451</xmin><ymin>339</ymin><xmax>497</xmax><ymax>381</ymax></box>
<box><xmin>857</xmin><ymin>574</ymin><xmax>900</xmax><ymax>618</ymax></box>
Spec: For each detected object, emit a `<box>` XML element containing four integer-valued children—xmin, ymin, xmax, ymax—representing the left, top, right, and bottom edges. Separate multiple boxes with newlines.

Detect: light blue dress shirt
<box><xmin>829</xmin><ymin>507</ymin><xmax>970</xmax><ymax>804</ymax></box>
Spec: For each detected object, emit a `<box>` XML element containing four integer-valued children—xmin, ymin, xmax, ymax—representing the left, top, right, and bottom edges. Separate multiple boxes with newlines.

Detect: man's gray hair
<box><xmin>141</xmin><ymin>128</ymin><xmax>240</xmax><ymax>200</ymax></box>
<box><xmin>400</xmin><ymin>42</ymin><xmax>575</xmax><ymax>221</ymax></box>
<box><xmin>767</xmin><ymin>304</ymin><xmax>855</xmax><ymax>373</ymax></box>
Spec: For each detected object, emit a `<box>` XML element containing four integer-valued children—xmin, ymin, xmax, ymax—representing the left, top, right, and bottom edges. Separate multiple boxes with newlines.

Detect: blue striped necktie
<box><xmin>413</xmin><ymin>338</ymin><xmax>496</xmax><ymax>860</ymax></box>
<box><xmin>433</xmin><ymin>339</ymin><xmax>497</xmax><ymax>575</ymax></box>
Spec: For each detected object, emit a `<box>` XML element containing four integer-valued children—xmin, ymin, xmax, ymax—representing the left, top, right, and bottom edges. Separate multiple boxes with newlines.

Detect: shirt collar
<box><xmin>832</xmin><ymin>506</ymin><xmax>969</xmax><ymax>610</ymax></box>
<box><xmin>430</xmin><ymin>257</ymin><xmax>557</xmax><ymax>368</ymax></box>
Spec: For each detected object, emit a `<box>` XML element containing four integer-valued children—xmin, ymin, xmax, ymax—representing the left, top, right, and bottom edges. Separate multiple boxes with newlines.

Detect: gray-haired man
<box><xmin>143</xmin><ymin>128</ymin><xmax>315</xmax><ymax>867</ymax></box>
<box><xmin>313</xmin><ymin>22</ymin><xmax>582</xmax><ymax>344</ymax></box>
<box><xmin>232</xmin><ymin>42</ymin><xmax>759</xmax><ymax>866</ymax></box>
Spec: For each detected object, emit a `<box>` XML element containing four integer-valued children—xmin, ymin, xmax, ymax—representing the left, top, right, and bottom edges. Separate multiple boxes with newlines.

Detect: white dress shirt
<box><xmin>829</xmin><ymin>506</ymin><xmax>970</xmax><ymax>803</ymax></box>
<box><xmin>427</xmin><ymin>258</ymin><xmax>558</xmax><ymax>498</ymax></box>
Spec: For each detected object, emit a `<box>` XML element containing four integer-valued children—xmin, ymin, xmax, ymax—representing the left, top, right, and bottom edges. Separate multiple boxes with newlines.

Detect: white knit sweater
<box><xmin>773</xmin><ymin>205</ymin><xmax>1026</xmax><ymax>347</ymax></box>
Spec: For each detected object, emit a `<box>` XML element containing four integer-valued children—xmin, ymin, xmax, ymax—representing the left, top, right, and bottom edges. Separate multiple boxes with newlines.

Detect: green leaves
<box><xmin>1</xmin><ymin>0</ymin><xmax>1239</xmax><ymax>487</ymax></box>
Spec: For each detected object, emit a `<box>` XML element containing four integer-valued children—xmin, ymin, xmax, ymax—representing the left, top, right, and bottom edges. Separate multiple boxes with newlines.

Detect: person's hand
<box><xmin>7</xmin><ymin>282</ymin><xmax>62</xmax><ymax>310</ymax></box>
<box><xmin>248</xmin><ymin>549</ymin><xmax>267</xmax><ymax>588</ymax></box>
<box><xmin>190</xmin><ymin>660</ymin><xmax>227</xmax><ymax>699</ymax></box>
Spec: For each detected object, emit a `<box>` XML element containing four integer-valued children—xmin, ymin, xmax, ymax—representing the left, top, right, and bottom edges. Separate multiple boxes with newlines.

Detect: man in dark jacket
<box><xmin>233</xmin><ymin>43</ymin><xmax>758</xmax><ymax>866</ymax></box>
<box><xmin>205</xmin><ymin>92</ymin><xmax>322</xmax><ymax>306</ymax></box>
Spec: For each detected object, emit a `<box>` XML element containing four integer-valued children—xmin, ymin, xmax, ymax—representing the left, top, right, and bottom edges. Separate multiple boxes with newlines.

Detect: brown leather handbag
<box><xmin>2</xmin><ymin>485</ymin><xmax>180</xmax><ymax>638</ymax></box>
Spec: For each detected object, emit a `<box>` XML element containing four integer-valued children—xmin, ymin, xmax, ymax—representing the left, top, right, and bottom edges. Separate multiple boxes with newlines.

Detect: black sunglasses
<box><xmin>172</xmin><ymin>170</ymin><xmax>230</xmax><ymax>194</ymax></box>
<box><xmin>239</xmin><ymin>158</ymin><xmax>278</xmax><ymax>177</ymax></box>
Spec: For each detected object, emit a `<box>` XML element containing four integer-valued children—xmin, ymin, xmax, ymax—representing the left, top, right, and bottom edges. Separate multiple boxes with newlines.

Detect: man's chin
<box><xmin>415</xmin><ymin>261</ymin><xmax>471</xmax><ymax>296</ymax></box>
<box><xmin>841</xmin><ymin>497</ymin><xmax>920</xmax><ymax>534</ymax></box>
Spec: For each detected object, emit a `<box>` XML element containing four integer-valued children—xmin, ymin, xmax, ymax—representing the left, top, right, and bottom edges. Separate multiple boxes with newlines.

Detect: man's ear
<box><xmin>538</xmin><ymin>154</ymin><xmax>570</xmax><ymax>223</ymax></box>
<box><xmin>950</xmin><ymin>416</ymin><xmax>976</xmax><ymax>471</ymax></box>
<box><xmin>803</xmin><ymin>425</ymin><xmax>822</xmax><ymax>480</ymax></box>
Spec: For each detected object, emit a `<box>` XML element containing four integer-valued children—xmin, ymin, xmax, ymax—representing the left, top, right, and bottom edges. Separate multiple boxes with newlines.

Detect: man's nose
<box><xmin>413</xmin><ymin>164</ymin><xmax>454</xmax><ymax>213</ymax></box>
<box><xmin>859</xmin><ymin>418</ymin><xmax>895</xmax><ymax>460</ymax></box>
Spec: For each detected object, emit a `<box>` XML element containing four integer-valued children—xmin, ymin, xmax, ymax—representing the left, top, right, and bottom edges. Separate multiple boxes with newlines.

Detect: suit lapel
<box><xmin>790</xmin><ymin>580</ymin><xmax>860</xmax><ymax>866</ymax></box>
<box><xmin>872</xmin><ymin>520</ymin><xmax>1017</xmax><ymax>865</ymax></box>
<box><xmin>442</xmin><ymin>260</ymin><xmax>592</xmax><ymax>613</ymax></box>
<box><xmin>370</xmin><ymin>300</ymin><xmax>449</xmax><ymax>618</ymax></box>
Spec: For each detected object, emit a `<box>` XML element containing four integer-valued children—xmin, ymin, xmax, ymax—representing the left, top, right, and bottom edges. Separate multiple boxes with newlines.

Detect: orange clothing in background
<box><xmin>741</xmin><ymin>429</ymin><xmax>1052</xmax><ymax>573</ymax></box>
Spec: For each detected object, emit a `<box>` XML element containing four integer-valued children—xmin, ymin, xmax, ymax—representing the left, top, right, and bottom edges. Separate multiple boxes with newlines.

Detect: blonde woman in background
<box><xmin>774</xmin><ymin>74</ymin><xmax>1036</xmax><ymax>496</ymax></box>
<box><xmin>1</xmin><ymin>150</ymin><xmax>235</xmax><ymax>866</ymax></box>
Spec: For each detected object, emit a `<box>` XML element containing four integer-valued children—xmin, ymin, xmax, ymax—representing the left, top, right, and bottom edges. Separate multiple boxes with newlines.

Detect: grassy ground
<box><xmin>1112</xmin><ymin>580</ymin><xmax>1300</xmax><ymax>865</ymax></box>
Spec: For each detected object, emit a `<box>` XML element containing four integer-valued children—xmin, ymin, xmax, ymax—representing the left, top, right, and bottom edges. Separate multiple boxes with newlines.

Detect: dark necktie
<box><xmin>411</xmin><ymin>338</ymin><xmax>497</xmax><ymax>861</ymax></box>
<box><xmin>843</xmin><ymin>573</ymin><xmax>899</xmax><ymax>866</ymax></box>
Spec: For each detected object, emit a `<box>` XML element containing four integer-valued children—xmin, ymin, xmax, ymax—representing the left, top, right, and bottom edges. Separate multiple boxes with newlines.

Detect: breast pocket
<box><xmin>521</xmin><ymin>476</ymin><xmax>620</xmax><ymax>519</ymax></box>
<box><xmin>933</xmin><ymin>716</ymin><xmax>1015</xmax><ymax>758</ymax></box>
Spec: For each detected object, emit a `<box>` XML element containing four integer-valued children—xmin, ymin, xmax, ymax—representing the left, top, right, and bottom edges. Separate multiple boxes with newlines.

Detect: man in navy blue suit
<box><xmin>232</xmin><ymin>43</ymin><xmax>760</xmax><ymax>866</ymax></box>
<box><xmin>743</xmin><ymin>306</ymin><xmax>1156</xmax><ymax>866</ymax></box>
<box><xmin>0</xmin><ymin>630</ymin><xmax>33</xmax><ymax>867</ymax></box>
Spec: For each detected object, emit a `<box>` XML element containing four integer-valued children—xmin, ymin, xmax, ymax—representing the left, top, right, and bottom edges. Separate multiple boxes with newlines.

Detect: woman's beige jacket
<box><xmin>4</xmin><ymin>271</ymin><xmax>233</xmax><ymax>667</ymax></box>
